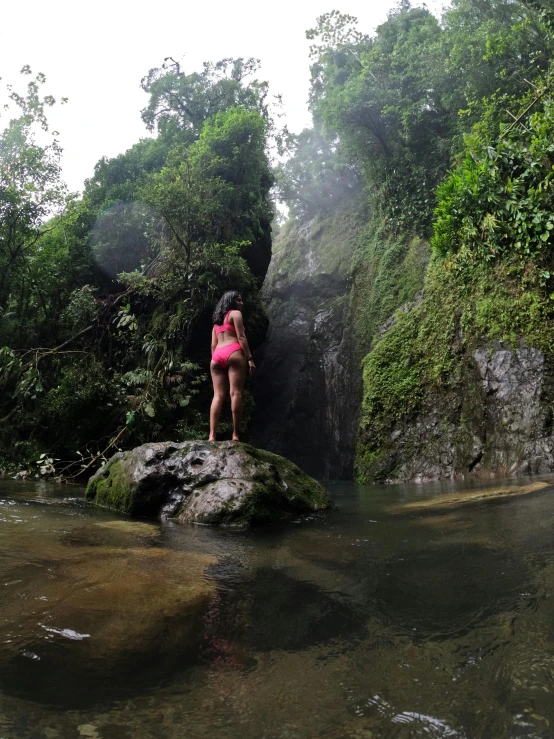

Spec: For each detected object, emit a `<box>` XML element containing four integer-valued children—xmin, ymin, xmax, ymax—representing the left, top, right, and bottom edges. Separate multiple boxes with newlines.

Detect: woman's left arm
<box><xmin>232</xmin><ymin>311</ymin><xmax>255</xmax><ymax>375</ymax></box>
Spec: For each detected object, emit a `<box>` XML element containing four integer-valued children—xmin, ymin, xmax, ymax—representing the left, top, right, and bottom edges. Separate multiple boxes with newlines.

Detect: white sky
<box><xmin>1</xmin><ymin>0</ymin><xmax>443</xmax><ymax>194</ymax></box>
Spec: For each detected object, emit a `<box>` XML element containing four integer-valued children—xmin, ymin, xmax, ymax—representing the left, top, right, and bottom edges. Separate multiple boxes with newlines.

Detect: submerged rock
<box><xmin>387</xmin><ymin>480</ymin><xmax>551</xmax><ymax>513</ymax></box>
<box><xmin>85</xmin><ymin>440</ymin><xmax>333</xmax><ymax>525</ymax></box>
<box><xmin>0</xmin><ymin>538</ymin><xmax>215</xmax><ymax>707</ymax></box>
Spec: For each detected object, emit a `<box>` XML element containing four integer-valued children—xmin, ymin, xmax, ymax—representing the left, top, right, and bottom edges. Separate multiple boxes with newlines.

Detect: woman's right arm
<box><xmin>232</xmin><ymin>311</ymin><xmax>255</xmax><ymax>374</ymax></box>
<box><xmin>211</xmin><ymin>327</ymin><xmax>217</xmax><ymax>356</ymax></box>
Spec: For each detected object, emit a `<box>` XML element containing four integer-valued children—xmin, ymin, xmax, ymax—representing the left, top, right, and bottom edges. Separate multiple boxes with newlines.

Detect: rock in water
<box><xmin>85</xmin><ymin>441</ymin><xmax>333</xmax><ymax>526</ymax></box>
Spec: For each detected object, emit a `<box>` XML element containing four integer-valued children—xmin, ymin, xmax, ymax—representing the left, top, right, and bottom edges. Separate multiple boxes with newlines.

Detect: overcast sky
<box><xmin>1</xmin><ymin>0</ymin><xmax>443</xmax><ymax>193</ymax></box>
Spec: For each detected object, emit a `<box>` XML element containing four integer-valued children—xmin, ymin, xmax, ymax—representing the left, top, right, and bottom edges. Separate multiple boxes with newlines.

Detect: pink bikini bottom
<box><xmin>212</xmin><ymin>342</ymin><xmax>243</xmax><ymax>368</ymax></box>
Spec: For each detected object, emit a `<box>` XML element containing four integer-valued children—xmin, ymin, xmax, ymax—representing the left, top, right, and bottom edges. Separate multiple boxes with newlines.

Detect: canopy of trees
<box><xmin>280</xmin><ymin>0</ymin><xmax>554</xmax><ymax>234</ymax></box>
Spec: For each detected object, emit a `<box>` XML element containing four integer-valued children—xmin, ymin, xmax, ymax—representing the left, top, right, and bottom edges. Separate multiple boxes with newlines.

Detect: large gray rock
<box><xmin>85</xmin><ymin>441</ymin><xmax>333</xmax><ymax>526</ymax></box>
<box><xmin>369</xmin><ymin>339</ymin><xmax>554</xmax><ymax>482</ymax></box>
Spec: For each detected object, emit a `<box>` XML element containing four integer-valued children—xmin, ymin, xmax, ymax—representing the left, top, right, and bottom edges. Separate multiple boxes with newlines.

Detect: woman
<box><xmin>209</xmin><ymin>290</ymin><xmax>255</xmax><ymax>441</ymax></box>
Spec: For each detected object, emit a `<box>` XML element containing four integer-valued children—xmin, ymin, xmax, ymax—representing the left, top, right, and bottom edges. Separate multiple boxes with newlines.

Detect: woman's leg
<box><xmin>228</xmin><ymin>353</ymin><xmax>247</xmax><ymax>441</ymax></box>
<box><xmin>209</xmin><ymin>361</ymin><xmax>228</xmax><ymax>441</ymax></box>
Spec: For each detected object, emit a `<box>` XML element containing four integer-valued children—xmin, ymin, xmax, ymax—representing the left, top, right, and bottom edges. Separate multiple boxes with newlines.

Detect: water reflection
<box><xmin>0</xmin><ymin>476</ymin><xmax>553</xmax><ymax>737</ymax></box>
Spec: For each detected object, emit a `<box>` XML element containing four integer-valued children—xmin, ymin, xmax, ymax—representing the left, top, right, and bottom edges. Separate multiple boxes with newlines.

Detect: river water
<box><xmin>0</xmin><ymin>475</ymin><xmax>553</xmax><ymax>738</ymax></box>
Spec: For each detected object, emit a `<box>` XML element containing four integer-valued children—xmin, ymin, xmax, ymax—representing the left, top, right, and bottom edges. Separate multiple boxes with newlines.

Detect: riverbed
<box><xmin>1</xmin><ymin>475</ymin><xmax>553</xmax><ymax>738</ymax></box>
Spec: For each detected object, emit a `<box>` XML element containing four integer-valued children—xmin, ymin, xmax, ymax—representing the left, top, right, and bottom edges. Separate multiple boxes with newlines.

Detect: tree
<box><xmin>0</xmin><ymin>67</ymin><xmax>68</xmax><ymax>325</ymax></box>
<box><xmin>0</xmin><ymin>66</ymin><xmax>274</xmax><ymax>473</ymax></box>
<box><xmin>275</xmin><ymin>127</ymin><xmax>362</xmax><ymax>218</ymax></box>
<box><xmin>433</xmin><ymin>76</ymin><xmax>554</xmax><ymax>264</ymax></box>
<box><xmin>305</xmin><ymin>2</ymin><xmax>554</xmax><ymax>234</ymax></box>
<box><xmin>307</xmin><ymin>7</ymin><xmax>449</xmax><ymax>233</ymax></box>
<box><xmin>82</xmin><ymin>58</ymin><xmax>275</xmax><ymax>284</ymax></box>
<box><xmin>140</xmin><ymin>57</ymin><xmax>269</xmax><ymax>139</ymax></box>
<box><xmin>441</xmin><ymin>0</ymin><xmax>554</xmax><ymax>141</ymax></box>
<box><xmin>141</xmin><ymin>106</ymin><xmax>274</xmax><ymax>280</ymax></box>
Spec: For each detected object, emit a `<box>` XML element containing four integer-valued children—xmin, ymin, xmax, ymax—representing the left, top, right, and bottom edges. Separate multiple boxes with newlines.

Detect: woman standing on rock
<box><xmin>209</xmin><ymin>290</ymin><xmax>255</xmax><ymax>441</ymax></box>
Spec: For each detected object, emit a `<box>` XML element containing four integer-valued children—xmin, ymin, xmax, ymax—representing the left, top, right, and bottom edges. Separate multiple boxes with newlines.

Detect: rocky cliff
<box><xmin>355</xmin><ymin>247</ymin><xmax>554</xmax><ymax>484</ymax></box>
<box><xmin>253</xmin><ymin>196</ymin><xmax>554</xmax><ymax>485</ymax></box>
<box><xmin>250</xmin><ymin>207</ymin><xmax>364</xmax><ymax>479</ymax></box>
<box><xmin>362</xmin><ymin>338</ymin><xmax>554</xmax><ymax>482</ymax></box>
<box><xmin>251</xmin><ymin>203</ymin><xmax>429</xmax><ymax>481</ymax></box>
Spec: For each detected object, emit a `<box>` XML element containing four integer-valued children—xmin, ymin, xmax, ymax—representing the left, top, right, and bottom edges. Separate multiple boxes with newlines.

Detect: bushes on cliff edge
<box><xmin>433</xmin><ymin>94</ymin><xmax>554</xmax><ymax>266</ymax></box>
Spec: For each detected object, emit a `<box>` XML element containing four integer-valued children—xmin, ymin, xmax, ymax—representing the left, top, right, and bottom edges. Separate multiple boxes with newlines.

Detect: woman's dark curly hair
<box><xmin>212</xmin><ymin>290</ymin><xmax>241</xmax><ymax>325</ymax></box>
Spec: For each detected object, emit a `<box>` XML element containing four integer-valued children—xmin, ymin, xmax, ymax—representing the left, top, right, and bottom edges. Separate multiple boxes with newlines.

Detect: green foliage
<box><xmin>85</xmin><ymin>137</ymin><xmax>169</xmax><ymax>207</ymax></box>
<box><xmin>0</xmin><ymin>67</ymin><xmax>69</xmax><ymax>321</ymax></box>
<box><xmin>433</xmin><ymin>87</ymin><xmax>554</xmax><ymax>265</ymax></box>
<box><xmin>356</xmin><ymin>248</ymin><xmax>554</xmax><ymax>482</ymax></box>
<box><xmin>351</xmin><ymin>225</ymin><xmax>429</xmax><ymax>357</ymax></box>
<box><xmin>83</xmin><ymin>137</ymin><xmax>171</xmax><ymax>283</ymax></box>
<box><xmin>0</xmin><ymin>59</ymin><xmax>273</xmax><ymax>476</ymax></box>
<box><xmin>357</xmin><ymin>74</ymin><xmax>554</xmax><ymax>481</ymax></box>
<box><xmin>141</xmin><ymin>106</ymin><xmax>273</xmax><ymax>271</ymax></box>
<box><xmin>303</xmin><ymin>2</ymin><xmax>553</xmax><ymax>234</ymax></box>
<box><xmin>140</xmin><ymin>57</ymin><xmax>270</xmax><ymax>138</ymax></box>
<box><xmin>90</xmin><ymin>201</ymin><xmax>161</xmax><ymax>282</ymax></box>
<box><xmin>84</xmin><ymin>63</ymin><xmax>274</xmax><ymax>284</ymax></box>
<box><xmin>361</xmin><ymin>304</ymin><xmax>423</xmax><ymax>424</ymax></box>
<box><xmin>62</xmin><ymin>286</ymin><xmax>99</xmax><ymax>330</ymax></box>
<box><xmin>307</xmin><ymin>7</ymin><xmax>449</xmax><ymax>233</ymax></box>
<box><xmin>443</xmin><ymin>0</ymin><xmax>553</xmax><ymax>136</ymax></box>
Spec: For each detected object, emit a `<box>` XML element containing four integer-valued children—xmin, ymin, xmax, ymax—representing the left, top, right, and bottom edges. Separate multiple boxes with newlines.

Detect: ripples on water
<box><xmin>0</xmin><ymin>475</ymin><xmax>554</xmax><ymax>738</ymax></box>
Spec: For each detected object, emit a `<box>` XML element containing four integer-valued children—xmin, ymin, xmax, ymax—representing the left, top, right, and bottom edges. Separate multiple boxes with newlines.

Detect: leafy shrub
<box><xmin>433</xmin><ymin>92</ymin><xmax>554</xmax><ymax>265</ymax></box>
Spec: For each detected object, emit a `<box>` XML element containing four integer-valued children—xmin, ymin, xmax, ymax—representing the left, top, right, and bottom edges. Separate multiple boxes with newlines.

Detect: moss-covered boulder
<box><xmin>85</xmin><ymin>441</ymin><xmax>334</xmax><ymax>526</ymax></box>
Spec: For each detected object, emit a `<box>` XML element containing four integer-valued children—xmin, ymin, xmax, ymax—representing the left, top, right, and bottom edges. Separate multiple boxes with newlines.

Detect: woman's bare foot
<box><xmin>232</xmin><ymin>434</ymin><xmax>240</xmax><ymax>441</ymax></box>
<box><xmin>208</xmin><ymin>435</ymin><xmax>216</xmax><ymax>442</ymax></box>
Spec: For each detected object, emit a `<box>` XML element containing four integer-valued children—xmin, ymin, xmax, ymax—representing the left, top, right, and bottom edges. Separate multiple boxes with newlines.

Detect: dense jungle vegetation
<box><xmin>2</xmin><ymin>0</ymin><xmax>554</xmax><ymax>479</ymax></box>
<box><xmin>0</xmin><ymin>58</ymin><xmax>274</xmax><ymax>474</ymax></box>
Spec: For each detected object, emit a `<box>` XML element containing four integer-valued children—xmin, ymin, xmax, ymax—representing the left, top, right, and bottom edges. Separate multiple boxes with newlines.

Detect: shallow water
<box><xmin>1</xmin><ymin>475</ymin><xmax>554</xmax><ymax>738</ymax></box>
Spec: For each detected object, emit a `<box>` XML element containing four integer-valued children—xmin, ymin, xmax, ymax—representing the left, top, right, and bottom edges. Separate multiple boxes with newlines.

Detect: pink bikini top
<box><xmin>214</xmin><ymin>310</ymin><xmax>236</xmax><ymax>335</ymax></box>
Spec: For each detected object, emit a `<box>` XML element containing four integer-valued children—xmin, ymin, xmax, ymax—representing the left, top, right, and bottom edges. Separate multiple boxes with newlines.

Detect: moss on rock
<box><xmin>356</xmin><ymin>255</ymin><xmax>554</xmax><ymax>483</ymax></box>
<box><xmin>350</xmin><ymin>221</ymin><xmax>430</xmax><ymax>361</ymax></box>
<box><xmin>85</xmin><ymin>454</ymin><xmax>135</xmax><ymax>512</ymax></box>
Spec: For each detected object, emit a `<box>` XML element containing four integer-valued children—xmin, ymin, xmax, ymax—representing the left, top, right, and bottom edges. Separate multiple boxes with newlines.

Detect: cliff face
<box><xmin>251</xmin><ymin>203</ymin><xmax>429</xmax><ymax>481</ymax></box>
<box><xmin>254</xmin><ymin>202</ymin><xmax>554</xmax><ymax>484</ymax></box>
<box><xmin>250</xmin><ymin>209</ymin><xmax>363</xmax><ymax>479</ymax></box>
<box><xmin>473</xmin><ymin>344</ymin><xmax>554</xmax><ymax>476</ymax></box>
<box><xmin>362</xmin><ymin>338</ymin><xmax>554</xmax><ymax>482</ymax></box>
<box><xmin>355</xmin><ymin>242</ymin><xmax>554</xmax><ymax>484</ymax></box>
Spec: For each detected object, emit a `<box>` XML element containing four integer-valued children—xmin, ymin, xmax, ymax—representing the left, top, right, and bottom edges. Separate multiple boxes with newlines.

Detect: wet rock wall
<box><xmin>250</xmin><ymin>208</ymin><xmax>364</xmax><ymax>479</ymax></box>
<box><xmin>370</xmin><ymin>339</ymin><xmax>554</xmax><ymax>482</ymax></box>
